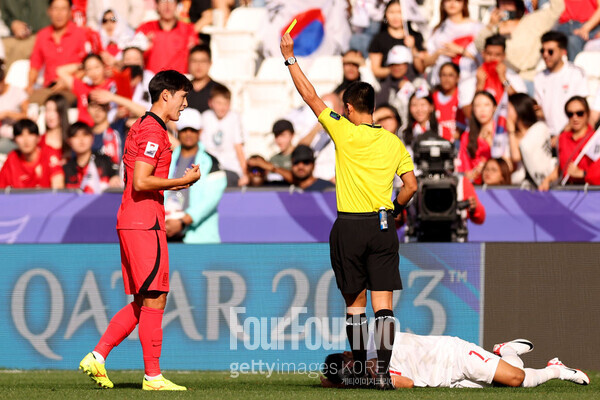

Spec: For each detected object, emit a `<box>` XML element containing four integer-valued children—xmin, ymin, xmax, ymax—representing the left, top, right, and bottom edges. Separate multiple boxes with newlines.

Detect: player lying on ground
<box><xmin>321</xmin><ymin>332</ymin><xmax>590</xmax><ymax>389</ymax></box>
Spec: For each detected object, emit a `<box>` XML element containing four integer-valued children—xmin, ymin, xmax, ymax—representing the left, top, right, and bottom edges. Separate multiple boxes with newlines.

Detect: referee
<box><xmin>281</xmin><ymin>35</ymin><xmax>417</xmax><ymax>389</ymax></box>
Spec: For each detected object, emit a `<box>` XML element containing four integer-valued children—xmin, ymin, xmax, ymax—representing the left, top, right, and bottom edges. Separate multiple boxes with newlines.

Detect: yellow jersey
<box><xmin>318</xmin><ymin>107</ymin><xmax>414</xmax><ymax>213</ymax></box>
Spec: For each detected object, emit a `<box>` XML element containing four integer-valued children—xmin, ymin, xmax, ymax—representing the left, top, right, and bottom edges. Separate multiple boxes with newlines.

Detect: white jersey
<box><xmin>534</xmin><ymin>63</ymin><xmax>588</xmax><ymax>136</ymax></box>
<box><xmin>367</xmin><ymin>332</ymin><xmax>500</xmax><ymax>388</ymax></box>
<box><xmin>427</xmin><ymin>19</ymin><xmax>483</xmax><ymax>86</ymax></box>
<box><xmin>519</xmin><ymin>121</ymin><xmax>557</xmax><ymax>186</ymax></box>
<box><xmin>201</xmin><ymin>109</ymin><xmax>245</xmax><ymax>176</ymax></box>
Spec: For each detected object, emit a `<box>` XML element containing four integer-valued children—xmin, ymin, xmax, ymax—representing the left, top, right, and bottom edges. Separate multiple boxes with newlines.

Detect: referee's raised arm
<box><xmin>280</xmin><ymin>33</ymin><xmax>327</xmax><ymax>117</ymax></box>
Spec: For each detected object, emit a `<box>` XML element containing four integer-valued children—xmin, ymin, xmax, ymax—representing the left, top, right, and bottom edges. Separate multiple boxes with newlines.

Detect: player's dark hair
<box><xmin>189</xmin><ymin>44</ymin><xmax>212</xmax><ymax>61</ymax></box>
<box><xmin>564</xmin><ymin>95</ymin><xmax>590</xmax><ymax>116</ymax></box>
<box><xmin>541</xmin><ymin>31</ymin><xmax>568</xmax><ymax>50</ymax></box>
<box><xmin>209</xmin><ymin>83</ymin><xmax>231</xmax><ymax>101</ymax></box>
<box><xmin>468</xmin><ymin>91</ymin><xmax>497</xmax><ymax>158</ymax></box>
<box><xmin>13</xmin><ymin>119</ymin><xmax>40</xmax><ymax>137</ymax></box>
<box><xmin>68</xmin><ymin>121</ymin><xmax>93</xmax><ymax>138</ymax></box>
<box><xmin>322</xmin><ymin>353</ymin><xmax>346</xmax><ymax>384</ymax></box>
<box><xmin>508</xmin><ymin>92</ymin><xmax>538</xmax><ymax>131</ymax></box>
<box><xmin>49</xmin><ymin>0</ymin><xmax>73</xmax><ymax>6</ymax></box>
<box><xmin>485</xmin><ymin>34</ymin><xmax>506</xmax><ymax>51</ymax></box>
<box><xmin>403</xmin><ymin>92</ymin><xmax>438</xmax><ymax>146</ymax></box>
<box><xmin>342</xmin><ymin>81</ymin><xmax>375</xmax><ymax>114</ymax></box>
<box><xmin>83</xmin><ymin>53</ymin><xmax>103</xmax><ymax>67</ymax></box>
<box><xmin>148</xmin><ymin>70</ymin><xmax>193</xmax><ymax>104</ymax></box>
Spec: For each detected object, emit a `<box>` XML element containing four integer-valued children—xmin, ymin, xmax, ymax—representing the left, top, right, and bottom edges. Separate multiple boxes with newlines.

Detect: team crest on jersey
<box><xmin>330</xmin><ymin>111</ymin><xmax>340</xmax><ymax>120</ymax></box>
<box><xmin>144</xmin><ymin>142</ymin><xmax>159</xmax><ymax>158</ymax></box>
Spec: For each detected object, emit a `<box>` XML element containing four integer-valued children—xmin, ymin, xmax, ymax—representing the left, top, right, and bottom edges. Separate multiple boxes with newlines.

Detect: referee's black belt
<box><xmin>337</xmin><ymin>210</ymin><xmax>393</xmax><ymax>219</ymax></box>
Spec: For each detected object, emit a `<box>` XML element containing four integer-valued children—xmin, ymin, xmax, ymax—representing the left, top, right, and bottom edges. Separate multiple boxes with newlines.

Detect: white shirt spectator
<box><xmin>201</xmin><ymin>109</ymin><xmax>245</xmax><ymax>177</ymax></box>
<box><xmin>458</xmin><ymin>67</ymin><xmax>527</xmax><ymax>109</ymax></box>
<box><xmin>86</xmin><ymin>0</ymin><xmax>145</xmax><ymax>31</ymax></box>
<box><xmin>519</xmin><ymin>121</ymin><xmax>557</xmax><ymax>186</ymax></box>
<box><xmin>534</xmin><ymin>62</ymin><xmax>588</xmax><ymax>137</ymax></box>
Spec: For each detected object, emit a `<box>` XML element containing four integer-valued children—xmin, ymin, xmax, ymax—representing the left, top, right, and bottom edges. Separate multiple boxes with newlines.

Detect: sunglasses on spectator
<box><xmin>566</xmin><ymin>110</ymin><xmax>586</xmax><ymax>118</ymax></box>
<box><xmin>250</xmin><ymin>167</ymin><xmax>264</xmax><ymax>174</ymax></box>
<box><xmin>540</xmin><ymin>48</ymin><xmax>554</xmax><ymax>56</ymax></box>
<box><xmin>102</xmin><ymin>16</ymin><xmax>117</xmax><ymax>23</ymax></box>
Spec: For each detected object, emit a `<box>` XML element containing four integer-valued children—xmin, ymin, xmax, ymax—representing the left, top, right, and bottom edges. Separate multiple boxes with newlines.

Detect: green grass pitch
<box><xmin>1</xmin><ymin>370</ymin><xmax>597</xmax><ymax>399</ymax></box>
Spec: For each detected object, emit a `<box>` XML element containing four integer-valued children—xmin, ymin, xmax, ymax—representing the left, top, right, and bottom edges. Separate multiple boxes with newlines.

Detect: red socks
<box><xmin>94</xmin><ymin>302</ymin><xmax>141</xmax><ymax>359</ymax></box>
<box><xmin>139</xmin><ymin>306</ymin><xmax>164</xmax><ymax>377</ymax></box>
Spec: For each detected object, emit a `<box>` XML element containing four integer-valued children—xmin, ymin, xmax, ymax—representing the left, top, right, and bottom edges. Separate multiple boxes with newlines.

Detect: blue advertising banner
<box><xmin>1</xmin><ymin>243</ymin><xmax>482</xmax><ymax>370</ymax></box>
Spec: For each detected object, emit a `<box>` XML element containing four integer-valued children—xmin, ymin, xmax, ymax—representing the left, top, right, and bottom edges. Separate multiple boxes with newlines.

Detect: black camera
<box><xmin>404</xmin><ymin>135</ymin><xmax>469</xmax><ymax>242</ymax></box>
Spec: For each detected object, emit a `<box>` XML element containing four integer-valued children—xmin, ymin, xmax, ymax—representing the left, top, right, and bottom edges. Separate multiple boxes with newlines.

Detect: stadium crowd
<box><xmin>0</xmin><ymin>1</ymin><xmax>599</xmax><ymax>200</ymax></box>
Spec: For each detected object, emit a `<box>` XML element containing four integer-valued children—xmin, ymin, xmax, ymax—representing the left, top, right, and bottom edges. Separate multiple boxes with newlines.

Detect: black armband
<box><xmin>392</xmin><ymin>199</ymin><xmax>405</xmax><ymax>217</ymax></box>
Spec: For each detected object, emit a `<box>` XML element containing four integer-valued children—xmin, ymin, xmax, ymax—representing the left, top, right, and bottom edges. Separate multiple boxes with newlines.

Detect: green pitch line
<box><xmin>0</xmin><ymin>370</ymin><xmax>597</xmax><ymax>399</ymax></box>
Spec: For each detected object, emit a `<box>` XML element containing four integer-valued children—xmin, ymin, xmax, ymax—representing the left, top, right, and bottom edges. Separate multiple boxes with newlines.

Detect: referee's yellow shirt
<box><xmin>318</xmin><ymin>107</ymin><xmax>414</xmax><ymax>213</ymax></box>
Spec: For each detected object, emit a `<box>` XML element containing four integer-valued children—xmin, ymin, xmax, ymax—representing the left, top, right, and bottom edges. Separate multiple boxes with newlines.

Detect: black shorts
<box><xmin>329</xmin><ymin>212</ymin><xmax>402</xmax><ymax>293</ymax></box>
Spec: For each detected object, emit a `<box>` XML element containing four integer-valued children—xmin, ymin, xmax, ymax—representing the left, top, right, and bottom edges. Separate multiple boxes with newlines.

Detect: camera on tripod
<box><xmin>404</xmin><ymin>136</ymin><xmax>470</xmax><ymax>242</ymax></box>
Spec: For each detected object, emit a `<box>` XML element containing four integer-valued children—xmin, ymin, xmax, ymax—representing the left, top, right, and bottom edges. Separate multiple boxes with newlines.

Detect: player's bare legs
<box><xmin>492</xmin><ymin>359</ymin><xmax>526</xmax><ymax>387</ymax></box>
<box><xmin>371</xmin><ymin>290</ymin><xmax>395</xmax><ymax>390</ymax></box>
<box><xmin>343</xmin><ymin>290</ymin><xmax>368</xmax><ymax>380</ymax></box>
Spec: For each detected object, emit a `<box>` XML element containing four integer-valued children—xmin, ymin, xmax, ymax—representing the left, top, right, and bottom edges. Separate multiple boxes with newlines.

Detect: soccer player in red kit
<box><xmin>79</xmin><ymin>70</ymin><xmax>200</xmax><ymax>391</ymax></box>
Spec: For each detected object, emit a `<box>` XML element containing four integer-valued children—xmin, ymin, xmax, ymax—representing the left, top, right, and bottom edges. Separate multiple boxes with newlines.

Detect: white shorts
<box><xmin>450</xmin><ymin>339</ymin><xmax>501</xmax><ymax>388</ymax></box>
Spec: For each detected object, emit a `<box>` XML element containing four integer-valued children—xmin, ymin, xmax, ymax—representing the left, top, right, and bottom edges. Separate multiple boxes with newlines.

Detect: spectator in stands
<box><xmin>201</xmin><ymin>83</ymin><xmax>248</xmax><ymax>187</ymax></box>
<box><xmin>507</xmin><ymin>93</ymin><xmax>556</xmax><ymax>187</ymax></box>
<box><xmin>433</xmin><ymin>62</ymin><xmax>466</xmax><ymax>142</ymax></box>
<box><xmin>368</xmin><ymin>0</ymin><xmax>425</xmax><ymax>80</ymax></box>
<box><xmin>187</xmin><ymin>44</ymin><xmax>224</xmax><ymax>114</ymax></box>
<box><xmin>534</xmin><ymin>31</ymin><xmax>588</xmax><ymax>140</ymax></box>
<box><xmin>188</xmin><ymin>0</ymin><xmax>214</xmax><ymax>44</ymax></box>
<box><xmin>482</xmin><ymin>157</ymin><xmax>512</xmax><ymax>185</ymax></box>
<box><xmin>96</xmin><ymin>9</ymin><xmax>135</xmax><ymax>59</ymax></box>
<box><xmin>0</xmin><ymin>59</ymin><xmax>29</xmax><ymax>129</ymax></box>
<box><xmin>0</xmin><ymin>0</ymin><xmax>49</xmax><ymax>68</ymax></box>
<box><xmin>246</xmin><ymin>155</ymin><xmax>293</xmax><ymax>185</ymax></box>
<box><xmin>0</xmin><ymin>118</ymin><xmax>64</xmax><ymax>188</ymax></box>
<box><xmin>539</xmin><ymin>96</ymin><xmax>600</xmax><ymax>189</ymax></box>
<box><xmin>423</xmin><ymin>0</ymin><xmax>482</xmax><ymax>87</ymax></box>
<box><xmin>63</xmin><ymin>121</ymin><xmax>121</xmax><ymax>193</ymax></box>
<box><xmin>348</xmin><ymin>0</ymin><xmax>387</xmax><ymax>58</ymax></box>
<box><xmin>373</xmin><ymin>104</ymin><xmax>402</xmax><ymax>137</ymax></box>
<box><xmin>290</xmin><ymin>145</ymin><xmax>335</xmax><ymax>192</ymax></box>
<box><xmin>269</xmin><ymin>119</ymin><xmax>295</xmax><ymax>170</ymax></box>
<box><xmin>136</xmin><ymin>0</ymin><xmax>199</xmax><ymax>74</ymax></box>
<box><xmin>118</xmin><ymin>46</ymin><xmax>154</xmax><ymax>111</ymax></box>
<box><xmin>246</xmin><ymin>155</ymin><xmax>269</xmax><ymax>187</ymax></box>
<box><xmin>40</xmin><ymin>94</ymin><xmax>70</xmax><ymax>158</ymax></box>
<box><xmin>165</xmin><ymin>108</ymin><xmax>227</xmax><ymax>243</ymax></box>
<box><xmin>86</xmin><ymin>0</ymin><xmax>145</xmax><ymax>32</ymax></box>
<box><xmin>457</xmin><ymin>91</ymin><xmax>497</xmax><ymax>184</ymax></box>
<box><xmin>556</xmin><ymin>0</ymin><xmax>600</xmax><ymax>61</ymax></box>
<box><xmin>87</xmin><ymin>97</ymin><xmax>123</xmax><ymax>165</ymax></box>
<box><xmin>57</xmin><ymin>53</ymin><xmax>117</xmax><ymax>127</ymax></box>
<box><xmin>28</xmin><ymin>0</ymin><xmax>91</xmax><ymax>103</ymax></box>
<box><xmin>403</xmin><ymin>88</ymin><xmax>438</xmax><ymax>148</ymax></box>
<box><xmin>375</xmin><ymin>45</ymin><xmax>417</xmax><ymax>130</ymax></box>
<box><xmin>334</xmin><ymin>49</ymin><xmax>365</xmax><ymax>95</ymax></box>
<box><xmin>475</xmin><ymin>0</ymin><xmax>565</xmax><ymax>87</ymax></box>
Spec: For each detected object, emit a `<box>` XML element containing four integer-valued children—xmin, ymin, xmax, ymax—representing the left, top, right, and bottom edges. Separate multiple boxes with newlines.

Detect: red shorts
<box><xmin>118</xmin><ymin>229</ymin><xmax>170</xmax><ymax>295</ymax></box>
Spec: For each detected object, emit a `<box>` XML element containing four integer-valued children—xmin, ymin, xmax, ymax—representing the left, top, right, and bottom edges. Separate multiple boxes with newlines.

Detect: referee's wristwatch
<box><xmin>284</xmin><ymin>56</ymin><xmax>297</xmax><ymax>66</ymax></box>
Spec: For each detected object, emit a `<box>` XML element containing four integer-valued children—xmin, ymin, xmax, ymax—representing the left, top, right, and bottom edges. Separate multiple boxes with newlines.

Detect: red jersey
<box><xmin>136</xmin><ymin>20</ymin><xmax>198</xmax><ymax>74</ymax></box>
<box><xmin>30</xmin><ymin>22</ymin><xmax>91</xmax><ymax>87</ymax></box>
<box><xmin>0</xmin><ymin>146</ymin><xmax>63</xmax><ymax>188</ymax></box>
<box><xmin>73</xmin><ymin>78</ymin><xmax>116</xmax><ymax>126</ymax></box>
<box><xmin>558</xmin><ymin>125</ymin><xmax>597</xmax><ymax>184</ymax></box>
<box><xmin>560</xmin><ymin>0</ymin><xmax>597</xmax><ymax>24</ymax></box>
<box><xmin>456</xmin><ymin>131</ymin><xmax>491</xmax><ymax>184</ymax></box>
<box><xmin>117</xmin><ymin>112</ymin><xmax>172</xmax><ymax>231</ymax></box>
<box><xmin>433</xmin><ymin>90</ymin><xmax>465</xmax><ymax>142</ymax></box>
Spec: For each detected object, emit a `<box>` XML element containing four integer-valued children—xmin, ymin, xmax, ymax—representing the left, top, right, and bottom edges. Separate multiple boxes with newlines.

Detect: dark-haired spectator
<box><xmin>534</xmin><ymin>31</ymin><xmax>588</xmax><ymax>140</ymax></box>
<box><xmin>136</xmin><ymin>0</ymin><xmax>199</xmax><ymax>74</ymax></box>
<box><xmin>57</xmin><ymin>53</ymin><xmax>117</xmax><ymax>127</ymax></box>
<box><xmin>457</xmin><ymin>91</ymin><xmax>497</xmax><ymax>184</ymax></box>
<box><xmin>423</xmin><ymin>0</ymin><xmax>482</xmax><ymax>87</ymax></box>
<box><xmin>403</xmin><ymin>88</ymin><xmax>438</xmax><ymax>148</ymax></box>
<box><xmin>507</xmin><ymin>93</ymin><xmax>556</xmax><ymax>187</ymax></box>
<box><xmin>269</xmin><ymin>119</ymin><xmax>295</xmax><ymax>170</ymax></box>
<box><xmin>246</xmin><ymin>155</ymin><xmax>293</xmax><ymax>185</ymax></box>
<box><xmin>201</xmin><ymin>83</ymin><xmax>248</xmax><ymax>187</ymax></box>
<box><xmin>96</xmin><ymin>9</ymin><xmax>134</xmax><ymax>59</ymax></box>
<box><xmin>246</xmin><ymin>155</ymin><xmax>268</xmax><ymax>187</ymax></box>
<box><xmin>433</xmin><ymin>62</ymin><xmax>466</xmax><ymax>142</ymax></box>
<box><xmin>368</xmin><ymin>0</ymin><xmax>425</xmax><ymax>80</ymax></box>
<box><xmin>0</xmin><ymin>0</ymin><xmax>49</xmax><ymax>68</ymax></box>
<box><xmin>188</xmin><ymin>0</ymin><xmax>214</xmax><ymax>44</ymax></box>
<box><xmin>165</xmin><ymin>107</ymin><xmax>227</xmax><ymax>243</ymax></box>
<box><xmin>556</xmin><ymin>0</ymin><xmax>600</xmax><ymax>61</ymax></box>
<box><xmin>121</xmin><ymin>46</ymin><xmax>154</xmax><ymax>111</ymax></box>
<box><xmin>475</xmin><ymin>0</ymin><xmax>565</xmax><ymax>86</ymax></box>
<box><xmin>290</xmin><ymin>145</ymin><xmax>335</xmax><ymax>192</ymax></box>
<box><xmin>40</xmin><ymin>94</ymin><xmax>70</xmax><ymax>158</ymax></box>
<box><xmin>87</xmin><ymin>97</ymin><xmax>123</xmax><ymax>165</ymax></box>
<box><xmin>334</xmin><ymin>49</ymin><xmax>366</xmax><ymax>95</ymax></box>
<box><xmin>86</xmin><ymin>0</ymin><xmax>145</xmax><ymax>32</ymax></box>
<box><xmin>374</xmin><ymin>104</ymin><xmax>402</xmax><ymax>137</ymax></box>
<box><xmin>0</xmin><ymin>119</ymin><xmax>64</xmax><ymax>188</ymax></box>
<box><xmin>28</xmin><ymin>0</ymin><xmax>92</xmax><ymax>102</ymax></box>
<box><xmin>348</xmin><ymin>0</ymin><xmax>386</xmax><ymax>58</ymax></box>
<box><xmin>539</xmin><ymin>96</ymin><xmax>600</xmax><ymax>189</ymax></box>
<box><xmin>63</xmin><ymin>121</ymin><xmax>121</xmax><ymax>193</ymax></box>
<box><xmin>187</xmin><ymin>44</ymin><xmax>224</xmax><ymax>113</ymax></box>
<box><xmin>482</xmin><ymin>158</ymin><xmax>512</xmax><ymax>185</ymax></box>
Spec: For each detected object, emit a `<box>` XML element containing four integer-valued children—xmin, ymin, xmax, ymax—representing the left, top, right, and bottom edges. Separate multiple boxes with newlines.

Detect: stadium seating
<box><xmin>5</xmin><ymin>59</ymin><xmax>30</xmax><ymax>90</ymax></box>
<box><xmin>574</xmin><ymin>51</ymin><xmax>600</xmax><ymax>105</ymax></box>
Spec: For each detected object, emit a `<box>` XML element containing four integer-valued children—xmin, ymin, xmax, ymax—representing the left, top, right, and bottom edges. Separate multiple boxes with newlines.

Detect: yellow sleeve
<box><xmin>396</xmin><ymin>141</ymin><xmax>415</xmax><ymax>176</ymax></box>
<box><xmin>317</xmin><ymin>107</ymin><xmax>353</xmax><ymax>143</ymax></box>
